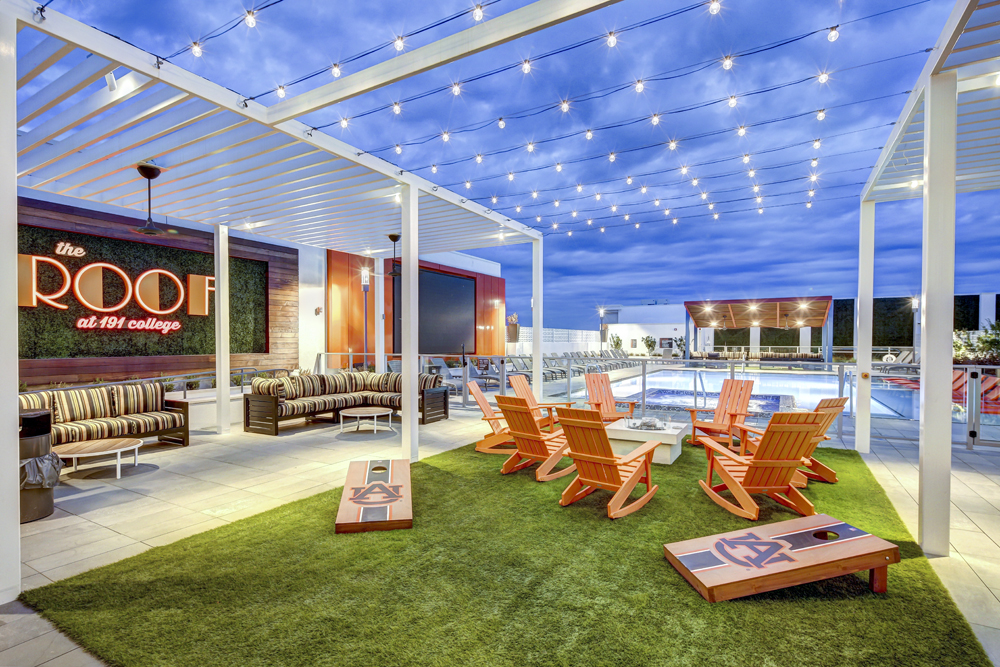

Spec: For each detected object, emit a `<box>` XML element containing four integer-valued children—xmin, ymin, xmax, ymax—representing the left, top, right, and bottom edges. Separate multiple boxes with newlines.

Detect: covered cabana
<box><xmin>683</xmin><ymin>296</ymin><xmax>833</xmax><ymax>360</ymax></box>
<box><xmin>857</xmin><ymin>0</ymin><xmax>997</xmax><ymax>557</ymax></box>
<box><xmin>0</xmin><ymin>0</ymin><xmax>619</xmax><ymax>604</ymax></box>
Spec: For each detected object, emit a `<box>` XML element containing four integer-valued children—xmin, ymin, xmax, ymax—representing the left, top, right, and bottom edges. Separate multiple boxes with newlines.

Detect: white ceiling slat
<box><xmin>221</xmin><ymin>184</ymin><xmax>400</xmax><ymax>227</ymax></box>
<box><xmin>17</xmin><ymin>71</ymin><xmax>155</xmax><ymax>155</ymax></box>
<box><xmin>16</xmin><ymin>54</ymin><xmax>115</xmax><ymax>125</ymax></box>
<box><xmin>16</xmin><ymin>35</ymin><xmax>73</xmax><ymax>88</ymax></box>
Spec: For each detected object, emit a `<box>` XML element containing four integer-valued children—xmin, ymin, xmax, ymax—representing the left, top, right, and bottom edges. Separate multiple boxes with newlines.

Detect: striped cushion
<box><xmin>18</xmin><ymin>392</ymin><xmax>52</xmax><ymax>412</ymax></box>
<box><xmin>113</xmin><ymin>383</ymin><xmax>164</xmax><ymax>416</ymax></box>
<box><xmin>277</xmin><ymin>394</ymin><xmax>362</xmax><ymax>417</ymax></box>
<box><xmin>366</xmin><ymin>392</ymin><xmax>401</xmax><ymax>410</ymax></box>
<box><xmin>51</xmin><ymin>417</ymin><xmax>129</xmax><ymax>445</ymax></box>
<box><xmin>251</xmin><ymin>377</ymin><xmax>286</xmax><ymax>401</ymax></box>
<box><xmin>276</xmin><ymin>377</ymin><xmax>301</xmax><ymax>400</ymax></box>
<box><xmin>290</xmin><ymin>374</ymin><xmax>325</xmax><ymax>398</ymax></box>
<box><xmin>365</xmin><ymin>372</ymin><xmax>402</xmax><ymax>393</ymax></box>
<box><xmin>117</xmin><ymin>411</ymin><xmax>184</xmax><ymax>435</ymax></box>
<box><xmin>324</xmin><ymin>373</ymin><xmax>352</xmax><ymax>394</ymax></box>
<box><xmin>349</xmin><ymin>372</ymin><xmax>373</xmax><ymax>393</ymax></box>
<box><xmin>52</xmin><ymin>387</ymin><xmax>116</xmax><ymax>424</ymax></box>
<box><xmin>418</xmin><ymin>373</ymin><xmax>443</xmax><ymax>390</ymax></box>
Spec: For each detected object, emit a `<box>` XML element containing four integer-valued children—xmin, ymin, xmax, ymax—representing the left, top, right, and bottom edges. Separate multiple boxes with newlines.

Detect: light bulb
<box><xmin>451</xmin><ymin>83</ymin><xmax>461</xmax><ymax>96</ymax></box>
<box><xmin>394</xmin><ymin>36</ymin><xmax>405</xmax><ymax>51</ymax></box>
<box><xmin>587</xmin><ymin>219</ymin><xmax>593</xmax><ymax>225</ymax></box>
<box><xmin>811</xmin><ymin>158</ymin><xmax>818</xmax><ymax>167</ymax></box>
<box><xmin>673</xmin><ymin>218</ymin><xmax>678</xmax><ymax>224</ymax></box>
<box><xmin>596</xmin><ymin>193</ymin><xmax>602</xmax><ymax>200</ymax></box>
<box><xmin>392</xmin><ymin>102</ymin><xmax>401</xmax><ymax>114</ymax></box>
<box><xmin>669</xmin><ymin>140</ymin><xmax>677</xmax><ymax>150</ymax></box>
<box><xmin>692</xmin><ymin>178</ymin><xmax>699</xmax><ymax>186</ymax></box>
<box><xmin>395</xmin><ymin>144</ymin><xmax>402</xmax><ymax>154</ymax></box>
<box><xmin>526</xmin><ymin>142</ymin><xmax>534</xmax><ymax>153</ymax></box>
<box><xmin>742</xmin><ymin>154</ymin><xmax>750</xmax><ymax>164</ymax></box>
<box><xmin>640</xmin><ymin>186</ymin><xmax>647</xmax><ymax>194</ymax></box>
<box><xmin>576</xmin><ymin>184</ymin><xmax>583</xmax><ymax>192</ymax></box>
<box><xmin>708</xmin><ymin>203</ymin><xmax>714</xmax><ymax>210</ymax></box>
<box><xmin>828</xmin><ymin>26</ymin><xmax>839</xmax><ymax>42</ymax></box>
<box><xmin>609</xmin><ymin>153</ymin><xmax>616</xmax><ymax>162</ymax></box>
<box><xmin>536</xmin><ymin>216</ymin><xmax>541</xmax><ymax>222</ymax></box>
<box><xmin>531</xmin><ymin>191</ymin><xmax>538</xmax><ymax>199</ymax></box>
<box><xmin>552</xmin><ymin>222</ymin><xmax>558</xmax><ymax>229</ymax></box>
<box><xmin>625</xmin><ymin>214</ymin><xmax>630</xmax><ymax>220</ymax></box>
<box><xmin>244</xmin><ymin>10</ymin><xmax>257</xmax><ymax>27</ymax></box>
<box><xmin>508</xmin><ymin>172</ymin><xmax>514</xmax><ymax>181</ymax></box>
<box><xmin>654</xmin><ymin>199</ymin><xmax>660</xmax><ymax>206</ymax></box>
<box><xmin>560</xmin><ymin>100</ymin><xmax>570</xmax><ymax>112</ymax></box>
<box><xmin>442</xmin><ymin>131</ymin><xmax>450</xmax><ymax>142</ymax></box>
<box><xmin>681</xmin><ymin>166</ymin><xmax>689</xmax><ymax>175</ymax></box>
<box><xmin>475</xmin><ymin>154</ymin><xmax>483</xmax><ymax>163</ymax></box>
<box><xmin>498</xmin><ymin>118</ymin><xmax>505</xmax><ymax>129</ymax></box>
<box><xmin>665</xmin><ymin>209</ymin><xmax>670</xmax><ymax>215</ymax></box>
<box><xmin>394</xmin><ymin>193</ymin><xmax>401</xmax><ymax>203</ymax></box>
<box><xmin>554</xmin><ymin>200</ymin><xmax>560</xmax><ymax>207</ymax></box>
<box><xmin>555</xmin><ymin>163</ymin><xmax>562</xmax><ymax>172</ymax></box>
<box><xmin>473</xmin><ymin>4</ymin><xmax>484</xmax><ymax>21</ymax></box>
<box><xmin>568</xmin><ymin>231</ymin><xmax>572</xmax><ymax>237</ymax></box>
<box><xmin>191</xmin><ymin>42</ymin><xmax>203</xmax><ymax>57</ymax></box>
<box><xmin>806</xmin><ymin>201</ymin><xmax>813</xmax><ymax>208</ymax></box>
<box><xmin>748</xmin><ymin>169</ymin><xmax>756</xmax><ymax>177</ymax></box>
<box><xmin>728</xmin><ymin>96</ymin><xmax>737</xmax><ymax>108</ymax></box>
<box><xmin>813</xmin><ymin>139</ymin><xmax>822</xmax><ymax>149</ymax></box>
<box><xmin>910</xmin><ymin>180</ymin><xmax>919</xmax><ymax>189</ymax></box>
<box><xmin>756</xmin><ymin>196</ymin><xmax>762</xmax><ymax>203</ymax></box>
<box><xmin>635</xmin><ymin>80</ymin><xmax>644</xmax><ymax>93</ymax></box>
<box><xmin>600</xmin><ymin>227</ymin><xmax>605</xmax><ymax>233</ymax></box>
<box><xmin>758</xmin><ymin>208</ymin><xmax>763</xmax><ymax>214</ymax></box>
<box><xmin>465</xmin><ymin>180</ymin><xmax>471</xmax><ymax>189</ymax></box>
<box><xmin>808</xmin><ymin>189</ymin><xmax>815</xmax><ymax>197</ymax></box>
<box><xmin>722</xmin><ymin>56</ymin><xmax>733</xmax><ymax>70</ymax></box>
<box><xmin>635</xmin><ymin>223</ymin><xmax>639</xmax><ymax>229</ymax></box>
<box><xmin>607</xmin><ymin>32</ymin><xmax>617</xmax><ymax>47</ymax></box>
<box><xmin>572</xmin><ymin>210</ymin><xmax>577</xmax><ymax>217</ymax></box>
<box><xmin>626</xmin><ymin>176</ymin><xmax>633</xmax><ymax>185</ymax></box>
<box><xmin>817</xmin><ymin>109</ymin><xmax>826</xmax><ymax>121</ymax></box>
<box><xmin>818</xmin><ymin>72</ymin><xmax>829</xmax><ymax>84</ymax></box>
<box><xmin>651</xmin><ymin>114</ymin><xmax>660</xmax><ymax>126</ymax></box>
<box><xmin>709</xmin><ymin>0</ymin><xmax>721</xmax><ymax>14</ymax></box>
<box><xmin>340</xmin><ymin>118</ymin><xmax>348</xmax><ymax>128</ymax></box>
<box><xmin>332</xmin><ymin>64</ymin><xmax>341</xmax><ymax>78</ymax></box>
<box><xmin>276</xmin><ymin>86</ymin><xmax>286</xmax><ymax>98</ymax></box>
<box><xmin>713</xmin><ymin>213</ymin><xmax>719</xmax><ymax>220</ymax></box>
<box><xmin>737</xmin><ymin>126</ymin><xmax>746</xmax><ymax>136</ymax></box>
<box><xmin>611</xmin><ymin>204</ymin><xmax>618</xmax><ymax>212</ymax></box>
<box><xmin>491</xmin><ymin>196</ymin><xmax>497</xmax><ymax>204</ymax></box>
<box><xmin>753</xmin><ymin>185</ymin><xmax>759</xmax><ymax>193</ymax></box>
<box><xmin>701</xmin><ymin>193</ymin><xmax>708</xmax><ymax>200</ymax></box>
<box><xmin>516</xmin><ymin>205</ymin><xmax>521</xmax><ymax>212</ymax></box>
<box><xmin>810</xmin><ymin>174</ymin><xmax>818</xmax><ymax>182</ymax></box>
<box><xmin>522</xmin><ymin>60</ymin><xmax>531</xmax><ymax>74</ymax></box>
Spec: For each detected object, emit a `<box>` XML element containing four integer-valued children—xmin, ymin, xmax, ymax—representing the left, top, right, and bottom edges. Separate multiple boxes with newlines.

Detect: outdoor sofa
<box><xmin>244</xmin><ymin>371</ymin><xmax>448</xmax><ymax>435</ymax></box>
<box><xmin>17</xmin><ymin>382</ymin><xmax>189</xmax><ymax>446</ymax></box>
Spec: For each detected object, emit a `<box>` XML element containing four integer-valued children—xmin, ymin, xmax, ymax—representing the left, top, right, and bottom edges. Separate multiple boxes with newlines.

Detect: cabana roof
<box><xmin>684</xmin><ymin>296</ymin><xmax>832</xmax><ymax>329</ymax></box>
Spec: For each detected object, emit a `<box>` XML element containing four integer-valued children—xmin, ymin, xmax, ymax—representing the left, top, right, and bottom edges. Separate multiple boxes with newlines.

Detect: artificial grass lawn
<box><xmin>22</xmin><ymin>445</ymin><xmax>990</xmax><ymax>667</ymax></box>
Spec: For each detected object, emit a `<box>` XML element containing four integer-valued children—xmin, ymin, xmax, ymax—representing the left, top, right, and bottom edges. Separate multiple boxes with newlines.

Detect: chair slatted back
<box><xmin>556</xmin><ymin>407</ymin><xmax>623</xmax><ymax>488</ymax></box>
<box><xmin>712</xmin><ymin>379</ymin><xmax>755</xmax><ymax>425</ymax></box>
<box><xmin>509</xmin><ymin>373</ymin><xmax>544</xmax><ymax>421</ymax></box>
<box><xmin>812</xmin><ymin>397</ymin><xmax>848</xmax><ymax>441</ymax></box>
<box><xmin>585</xmin><ymin>373</ymin><xmax>617</xmax><ymax>413</ymax></box>
<box><xmin>743</xmin><ymin>412</ymin><xmax>824</xmax><ymax>488</ymax></box>
<box><xmin>495</xmin><ymin>395</ymin><xmax>551</xmax><ymax>458</ymax></box>
<box><xmin>468</xmin><ymin>382</ymin><xmax>504</xmax><ymax>436</ymax></box>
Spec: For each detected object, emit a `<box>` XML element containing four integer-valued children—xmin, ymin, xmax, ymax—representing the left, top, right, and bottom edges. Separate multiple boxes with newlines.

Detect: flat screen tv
<box><xmin>393</xmin><ymin>269</ymin><xmax>476</xmax><ymax>354</ymax></box>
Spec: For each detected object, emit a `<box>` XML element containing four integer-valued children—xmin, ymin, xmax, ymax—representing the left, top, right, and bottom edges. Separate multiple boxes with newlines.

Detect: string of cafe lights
<box><xmin>167</xmin><ymin>0</ymin><xmax>289</xmax><ymax>59</ymax></box>
<box><xmin>320</xmin><ymin>0</ymin><xmax>928</xmax><ymax>135</ymax></box>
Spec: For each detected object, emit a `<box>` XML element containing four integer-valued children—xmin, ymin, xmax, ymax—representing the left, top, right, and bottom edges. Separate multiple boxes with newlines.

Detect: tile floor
<box><xmin>5</xmin><ymin>403</ymin><xmax>1000</xmax><ymax>665</ymax></box>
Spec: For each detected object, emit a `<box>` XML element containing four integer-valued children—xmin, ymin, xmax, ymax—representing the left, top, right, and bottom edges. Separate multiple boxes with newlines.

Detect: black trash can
<box><xmin>20</xmin><ymin>409</ymin><xmax>54</xmax><ymax>523</ymax></box>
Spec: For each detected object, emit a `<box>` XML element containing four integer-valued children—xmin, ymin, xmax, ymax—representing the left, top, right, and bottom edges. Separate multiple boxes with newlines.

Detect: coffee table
<box><xmin>605</xmin><ymin>418</ymin><xmax>690</xmax><ymax>464</ymax></box>
<box><xmin>52</xmin><ymin>438</ymin><xmax>143</xmax><ymax>479</ymax></box>
<box><xmin>340</xmin><ymin>407</ymin><xmax>395</xmax><ymax>433</ymax></box>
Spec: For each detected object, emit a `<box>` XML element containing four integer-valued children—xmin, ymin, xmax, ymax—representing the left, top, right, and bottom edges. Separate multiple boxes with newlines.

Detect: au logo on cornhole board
<box><xmin>335</xmin><ymin>460</ymin><xmax>412</xmax><ymax>534</ymax></box>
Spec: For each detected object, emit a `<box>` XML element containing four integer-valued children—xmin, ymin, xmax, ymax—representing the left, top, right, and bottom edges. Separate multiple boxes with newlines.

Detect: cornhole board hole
<box><xmin>664</xmin><ymin>514</ymin><xmax>900</xmax><ymax>602</ymax></box>
<box><xmin>335</xmin><ymin>459</ymin><xmax>412</xmax><ymax>534</ymax></box>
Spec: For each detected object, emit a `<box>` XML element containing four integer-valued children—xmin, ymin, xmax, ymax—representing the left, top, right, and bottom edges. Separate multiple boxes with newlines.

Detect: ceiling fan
<box><xmin>131</xmin><ymin>162</ymin><xmax>180</xmax><ymax>237</ymax></box>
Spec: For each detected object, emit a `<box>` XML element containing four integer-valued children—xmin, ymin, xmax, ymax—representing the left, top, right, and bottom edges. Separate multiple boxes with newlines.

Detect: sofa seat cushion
<box><xmin>277</xmin><ymin>394</ymin><xmax>362</xmax><ymax>418</ymax></box>
<box><xmin>53</xmin><ymin>387</ymin><xmax>116</xmax><ymax>423</ymax></box>
<box><xmin>364</xmin><ymin>392</ymin><xmax>401</xmax><ymax>410</ymax></box>
<box><xmin>51</xmin><ymin>417</ymin><xmax>130</xmax><ymax>445</ymax></box>
<box><xmin>117</xmin><ymin>411</ymin><xmax>185</xmax><ymax>435</ymax></box>
<box><xmin>114</xmin><ymin>383</ymin><xmax>164</xmax><ymax>416</ymax></box>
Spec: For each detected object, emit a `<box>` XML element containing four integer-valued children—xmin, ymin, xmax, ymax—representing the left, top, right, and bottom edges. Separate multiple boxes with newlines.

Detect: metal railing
<box><xmin>20</xmin><ymin>367</ymin><xmax>289</xmax><ymax>400</ymax></box>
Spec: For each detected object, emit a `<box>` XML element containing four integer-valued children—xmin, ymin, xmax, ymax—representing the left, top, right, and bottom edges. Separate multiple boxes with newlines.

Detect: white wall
<box><xmin>298</xmin><ymin>245</ymin><xmax>327</xmax><ymax>371</ymax></box>
<box><xmin>419</xmin><ymin>251</ymin><xmax>501</xmax><ymax>277</ymax></box>
<box><xmin>607</xmin><ymin>322</ymin><xmax>685</xmax><ymax>355</ymax></box>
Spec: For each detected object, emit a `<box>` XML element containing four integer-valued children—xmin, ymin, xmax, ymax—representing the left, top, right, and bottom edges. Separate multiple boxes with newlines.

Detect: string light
<box><xmin>713</xmin><ymin>213</ymin><xmax>719</xmax><ymax>219</ymax></box>
<box><xmin>332</xmin><ymin>64</ymin><xmax>341</xmax><ymax>78</ymax></box>
<box><xmin>701</xmin><ymin>192</ymin><xmax>708</xmax><ymax>199</ymax></box>
<box><xmin>432</xmin><ymin>165</ymin><xmax>437</xmax><ymax>173</ymax></box>
<box><xmin>560</xmin><ymin>100</ymin><xmax>570</xmax><ymax>112</ymax></box>
<box><xmin>596</xmin><ymin>193</ymin><xmax>602</xmax><ymax>200</ymax></box>
<box><xmin>491</xmin><ymin>196</ymin><xmax>498</xmax><ymax>204</ymax></box>
<box><xmin>476</xmin><ymin>154</ymin><xmax>483</xmax><ymax>163</ymax></box>
<box><xmin>531</xmin><ymin>190</ymin><xmax>538</xmax><ymax>198</ymax></box>
<box><xmin>651</xmin><ymin>114</ymin><xmax>660</xmax><ymax>126</ymax></box>
<box><xmin>654</xmin><ymin>199</ymin><xmax>660</xmax><ymax>206</ymax></box>
<box><xmin>668</xmin><ymin>140</ymin><xmax>677</xmax><ymax>150</ymax></box>
<box><xmin>828</xmin><ymin>26</ymin><xmax>840</xmax><ymax>42</ymax></box>
<box><xmin>753</xmin><ymin>185</ymin><xmax>760</xmax><ymax>193</ymax></box>
<box><xmin>810</xmin><ymin>173</ymin><xmax>818</xmax><ymax>182</ymax></box>
<box><xmin>742</xmin><ymin>154</ymin><xmax>751</xmax><ymax>164</ymax></box>
<box><xmin>665</xmin><ymin>209</ymin><xmax>671</xmax><ymax>215</ymax></box>
<box><xmin>516</xmin><ymin>205</ymin><xmax>521</xmax><ymax>212</ymax></box>
<box><xmin>451</xmin><ymin>83</ymin><xmax>461</xmax><ymax>96</ymax></box>
<box><xmin>692</xmin><ymin>178</ymin><xmax>700</xmax><ymax>186</ymax></box>
<box><xmin>442</xmin><ymin>131</ymin><xmax>450</xmax><ymax>142</ymax></box>
<box><xmin>635</xmin><ymin>80</ymin><xmax>645</xmax><ymax>93</ymax></box>
<box><xmin>394</xmin><ymin>193</ymin><xmax>401</xmax><ymax>203</ymax></box>
<box><xmin>536</xmin><ymin>215</ymin><xmax>542</xmax><ymax>222</ymax></box>
<box><xmin>626</xmin><ymin>176</ymin><xmax>633</xmax><ymax>185</ymax></box>
<box><xmin>394</xmin><ymin>36</ymin><xmax>405</xmax><ymax>51</ymax></box>
<box><xmin>708</xmin><ymin>203</ymin><xmax>714</xmax><ymax>209</ymax></box>
<box><xmin>640</xmin><ymin>185</ymin><xmax>647</xmax><ymax>194</ymax></box>
<box><xmin>191</xmin><ymin>42</ymin><xmax>203</xmax><ymax>57</ymax></box>
<box><xmin>465</xmin><ymin>180</ymin><xmax>472</xmax><ymax>189</ymax></box>
<box><xmin>756</xmin><ymin>196</ymin><xmax>762</xmax><ymax>203</ymax></box>
<box><xmin>276</xmin><ymin>86</ymin><xmax>286</xmax><ymax>98</ymax></box>
<box><xmin>522</xmin><ymin>60</ymin><xmax>531</xmax><ymax>74</ymax></box>
<box><xmin>625</xmin><ymin>214</ymin><xmax>630</xmax><ymax>220</ymax></box>
<box><xmin>806</xmin><ymin>201</ymin><xmax>813</xmax><ymax>208</ymax></box>
<box><xmin>508</xmin><ymin>172</ymin><xmax>514</xmax><ymax>181</ymax></box>
<box><xmin>244</xmin><ymin>10</ymin><xmax>257</xmax><ymax>28</ymax></box>
<box><xmin>526</xmin><ymin>142</ymin><xmax>535</xmax><ymax>153</ymax></box>
<box><xmin>607</xmin><ymin>32</ymin><xmax>617</xmax><ymax>47</ymax></box>
<box><xmin>811</xmin><ymin>158</ymin><xmax>819</xmax><ymax>167</ymax></box>
<box><xmin>611</xmin><ymin>204</ymin><xmax>618</xmax><ymax>212</ymax></box>
<box><xmin>722</xmin><ymin>55</ymin><xmax>733</xmax><ymax>70</ymax></box>
<box><xmin>728</xmin><ymin>96</ymin><xmax>738</xmax><ymax>108</ymax></box>
<box><xmin>818</xmin><ymin>72</ymin><xmax>830</xmax><ymax>84</ymax></box>
<box><xmin>681</xmin><ymin>166</ymin><xmax>689</xmax><ymax>175</ymax></box>
<box><xmin>813</xmin><ymin>139</ymin><xmax>822</xmax><ymax>149</ymax></box>
<box><xmin>635</xmin><ymin>222</ymin><xmax>640</xmax><ymax>228</ymax></box>
<box><xmin>817</xmin><ymin>109</ymin><xmax>826</xmax><ymax>121</ymax></box>
<box><xmin>600</xmin><ymin>226</ymin><xmax>605</xmax><ymax>232</ymax></box>
<box><xmin>572</xmin><ymin>210</ymin><xmax>577</xmax><ymax>217</ymax></box>
<box><xmin>395</xmin><ymin>144</ymin><xmax>402</xmax><ymax>154</ymax></box>
<box><xmin>340</xmin><ymin>117</ymin><xmax>349</xmax><ymax>129</ymax></box>
<box><xmin>555</xmin><ymin>163</ymin><xmax>562</xmax><ymax>172</ymax></box>
<box><xmin>737</xmin><ymin>126</ymin><xmax>747</xmax><ymax>136</ymax></box>
<box><xmin>709</xmin><ymin>0</ymin><xmax>721</xmax><ymax>15</ymax></box>
<box><xmin>586</xmin><ymin>129</ymin><xmax>593</xmax><ymax>140</ymax></box>
<box><xmin>552</xmin><ymin>222</ymin><xmax>558</xmax><ymax>229</ymax></box>
<box><xmin>392</xmin><ymin>102</ymin><xmax>401</xmax><ymax>114</ymax></box>
<box><xmin>588</xmin><ymin>219</ymin><xmax>593</xmax><ymax>225</ymax></box>
<box><xmin>568</xmin><ymin>230</ymin><xmax>572</xmax><ymax>237</ymax></box>
<box><xmin>554</xmin><ymin>200</ymin><xmax>560</xmax><ymax>207</ymax></box>
<box><xmin>758</xmin><ymin>208</ymin><xmax>763</xmax><ymax>214</ymax></box>
<box><xmin>498</xmin><ymin>118</ymin><xmax>506</xmax><ymax>129</ymax></box>
<box><xmin>577</xmin><ymin>184</ymin><xmax>583</xmax><ymax>192</ymax></box>
<box><xmin>473</xmin><ymin>4</ymin><xmax>484</xmax><ymax>21</ymax></box>
<box><xmin>808</xmin><ymin>189</ymin><xmax>815</xmax><ymax>197</ymax></box>
<box><xmin>673</xmin><ymin>218</ymin><xmax>678</xmax><ymax>224</ymax></box>
<box><xmin>609</xmin><ymin>153</ymin><xmax>616</xmax><ymax>162</ymax></box>
<box><xmin>748</xmin><ymin>169</ymin><xmax>756</xmax><ymax>177</ymax></box>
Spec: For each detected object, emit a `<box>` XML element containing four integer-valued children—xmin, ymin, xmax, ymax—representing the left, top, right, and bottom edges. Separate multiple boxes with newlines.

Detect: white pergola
<box><xmin>857</xmin><ymin>0</ymin><xmax>997</xmax><ymax>557</ymax></box>
<box><xmin>0</xmin><ymin>0</ymin><xmax>619</xmax><ymax>603</ymax></box>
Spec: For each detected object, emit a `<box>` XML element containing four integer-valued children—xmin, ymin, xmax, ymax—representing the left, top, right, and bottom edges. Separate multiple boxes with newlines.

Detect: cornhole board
<box><xmin>335</xmin><ymin>459</ymin><xmax>412</xmax><ymax>534</ymax></box>
<box><xmin>664</xmin><ymin>514</ymin><xmax>900</xmax><ymax>602</ymax></box>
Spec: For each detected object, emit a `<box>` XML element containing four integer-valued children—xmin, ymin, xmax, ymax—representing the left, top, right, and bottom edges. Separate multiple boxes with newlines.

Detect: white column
<box><xmin>856</xmin><ymin>200</ymin><xmax>875</xmax><ymax>454</ymax></box>
<box><xmin>531</xmin><ymin>238</ymin><xmax>543</xmax><ymax>398</ymax></box>
<box><xmin>749</xmin><ymin>327</ymin><xmax>761</xmax><ymax>354</ymax></box>
<box><xmin>799</xmin><ymin>327</ymin><xmax>811</xmax><ymax>353</ymax></box>
<box><xmin>401</xmin><ymin>185</ymin><xmax>419</xmax><ymax>462</ymax></box>
<box><xmin>919</xmin><ymin>71</ymin><xmax>957</xmax><ymax>557</ymax></box>
<box><xmin>214</xmin><ymin>225</ymin><xmax>230</xmax><ymax>434</ymax></box>
<box><xmin>703</xmin><ymin>328</ymin><xmax>715</xmax><ymax>352</ymax></box>
<box><xmin>0</xmin><ymin>10</ymin><xmax>20</xmax><ymax>605</ymax></box>
<box><xmin>979</xmin><ymin>293</ymin><xmax>995</xmax><ymax>330</ymax></box>
<box><xmin>374</xmin><ymin>258</ymin><xmax>385</xmax><ymax>373</ymax></box>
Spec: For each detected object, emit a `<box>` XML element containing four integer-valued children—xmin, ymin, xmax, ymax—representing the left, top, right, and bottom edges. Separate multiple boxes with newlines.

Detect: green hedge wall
<box><xmin>18</xmin><ymin>226</ymin><xmax>268</xmax><ymax>359</ymax></box>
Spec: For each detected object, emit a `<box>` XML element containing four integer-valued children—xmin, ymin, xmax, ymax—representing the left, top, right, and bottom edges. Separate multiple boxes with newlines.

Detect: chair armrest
<box><xmin>726</xmin><ymin>410</ymin><xmax>750</xmax><ymax>419</ymax></box>
<box><xmin>537</xmin><ymin>401</ymin><xmax>574</xmax><ymax>407</ymax></box>
<box><xmin>700</xmin><ymin>437</ymin><xmax>750</xmax><ymax>465</ymax></box>
<box><xmin>740</xmin><ymin>425</ymin><xmax>765</xmax><ymax>437</ymax></box>
<box><xmin>586</xmin><ymin>400</ymin><xmax>604</xmax><ymax>409</ymax></box>
<box><xmin>481</xmin><ymin>415</ymin><xmax>505</xmax><ymax>423</ymax></box>
<box><xmin>619</xmin><ymin>439</ymin><xmax>660</xmax><ymax>463</ymax></box>
<box><xmin>540</xmin><ymin>430</ymin><xmax>567</xmax><ymax>442</ymax></box>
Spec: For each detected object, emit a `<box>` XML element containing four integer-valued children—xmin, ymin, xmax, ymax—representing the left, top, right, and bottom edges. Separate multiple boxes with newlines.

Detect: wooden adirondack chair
<box><xmin>739</xmin><ymin>398</ymin><xmax>848</xmax><ymax>486</ymax></box>
<box><xmin>468</xmin><ymin>381</ymin><xmax>516</xmax><ymax>455</ymax></box>
<box><xmin>584</xmin><ymin>373</ymin><xmax>637</xmax><ymax>422</ymax></box>
<box><xmin>687</xmin><ymin>379</ymin><xmax>754</xmax><ymax>450</ymax></box>
<box><xmin>509</xmin><ymin>373</ymin><xmax>572</xmax><ymax>429</ymax></box>
<box><xmin>555</xmin><ymin>407</ymin><xmax>659</xmax><ymax>519</ymax></box>
<box><xmin>698</xmin><ymin>411</ymin><xmax>825</xmax><ymax>520</ymax></box>
<box><xmin>494</xmin><ymin>395</ymin><xmax>576</xmax><ymax>481</ymax></box>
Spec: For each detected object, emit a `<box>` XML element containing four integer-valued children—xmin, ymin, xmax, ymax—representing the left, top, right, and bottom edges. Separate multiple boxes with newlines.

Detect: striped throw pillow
<box><xmin>290</xmin><ymin>374</ymin><xmax>325</xmax><ymax>398</ymax></box>
<box><xmin>113</xmin><ymin>383</ymin><xmax>164</xmax><ymax>416</ymax></box>
<box><xmin>52</xmin><ymin>387</ymin><xmax>116</xmax><ymax>424</ymax></box>
<box><xmin>18</xmin><ymin>391</ymin><xmax>52</xmax><ymax>412</ymax></box>
<box><xmin>324</xmin><ymin>373</ymin><xmax>351</xmax><ymax>394</ymax></box>
<box><xmin>251</xmin><ymin>377</ymin><xmax>286</xmax><ymax>401</ymax></box>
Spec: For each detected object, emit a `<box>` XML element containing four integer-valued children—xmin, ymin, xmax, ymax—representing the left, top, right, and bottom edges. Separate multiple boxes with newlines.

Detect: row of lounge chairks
<box><xmin>471</xmin><ymin>373</ymin><xmax>846</xmax><ymax>521</ymax></box>
<box><xmin>425</xmin><ymin>350</ymin><xmax>640</xmax><ymax>390</ymax></box>
<box><xmin>690</xmin><ymin>351</ymin><xmax>823</xmax><ymax>362</ymax></box>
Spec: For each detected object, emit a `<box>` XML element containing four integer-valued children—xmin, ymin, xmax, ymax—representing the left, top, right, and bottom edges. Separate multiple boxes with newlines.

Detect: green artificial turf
<box><xmin>21</xmin><ymin>445</ymin><xmax>989</xmax><ymax>667</ymax></box>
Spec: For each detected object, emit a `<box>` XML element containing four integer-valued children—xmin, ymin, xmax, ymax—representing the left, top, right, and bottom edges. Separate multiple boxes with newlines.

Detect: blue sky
<box><xmin>51</xmin><ymin>0</ymin><xmax>996</xmax><ymax>330</ymax></box>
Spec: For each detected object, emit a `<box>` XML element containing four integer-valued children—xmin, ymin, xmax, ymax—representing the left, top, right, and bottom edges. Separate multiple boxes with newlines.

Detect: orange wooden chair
<box><xmin>467</xmin><ymin>381</ymin><xmax>516</xmax><ymax>455</ymax></box>
<box><xmin>509</xmin><ymin>373</ymin><xmax>572</xmax><ymax>429</ymax></box>
<box><xmin>698</xmin><ymin>411</ymin><xmax>824</xmax><ymax>520</ymax></box>
<box><xmin>739</xmin><ymin>398</ymin><xmax>848</xmax><ymax>486</ymax></box>
<box><xmin>584</xmin><ymin>373</ymin><xmax>637</xmax><ymax>422</ymax></box>
<box><xmin>555</xmin><ymin>407</ymin><xmax>659</xmax><ymax>519</ymax></box>
<box><xmin>494</xmin><ymin>395</ymin><xmax>576</xmax><ymax>482</ymax></box>
<box><xmin>687</xmin><ymin>379</ymin><xmax>754</xmax><ymax>450</ymax></box>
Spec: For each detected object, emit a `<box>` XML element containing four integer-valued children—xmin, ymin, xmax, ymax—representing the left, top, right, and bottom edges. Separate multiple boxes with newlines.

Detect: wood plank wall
<box><xmin>325</xmin><ymin>250</ymin><xmax>504</xmax><ymax>360</ymax></box>
<box><xmin>18</xmin><ymin>198</ymin><xmax>299</xmax><ymax>387</ymax></box>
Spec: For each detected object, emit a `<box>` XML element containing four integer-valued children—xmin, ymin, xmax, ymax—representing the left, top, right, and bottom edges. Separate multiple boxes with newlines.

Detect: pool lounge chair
<box><xmin>495</xmin><ymin>395</ymin><xmax>575</xmax><ymax>482</ymax></box>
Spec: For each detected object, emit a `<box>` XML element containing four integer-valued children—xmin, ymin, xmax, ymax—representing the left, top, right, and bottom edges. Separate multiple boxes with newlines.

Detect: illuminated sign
<box><xmin>18</xmin><ymin>246</ymin><xmax>216</xmax><ymax>335</ymax></box>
